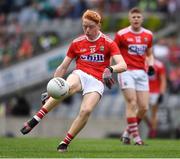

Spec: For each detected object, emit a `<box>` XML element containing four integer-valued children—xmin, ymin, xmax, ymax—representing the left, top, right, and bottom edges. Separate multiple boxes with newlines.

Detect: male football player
<box><xmin>145</xmin><ymin>59</ymin><xmax>166</xmax><ymax>138</ymax></box>
<box><xmin>20</xmin><ymin>9</ymin><xmax>127</xmax><ymax>152</ymax></box>
<box><xmin>114</xmin><ymin>7</ymin><xmax>154</xmax><ymax>145</ymax></box>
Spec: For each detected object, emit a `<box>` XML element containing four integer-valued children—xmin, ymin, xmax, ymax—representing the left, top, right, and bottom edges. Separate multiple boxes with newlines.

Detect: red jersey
<box><xmin>149</xmin><ymin>60</ymin><xmax>166</xmax><ymax>93</ymax></box>
<box><xmin>67</xmin><ymin>32</ymin><xmax>120</xmax><ymax>81</ymax></box>
<box><xmin>114</xmin><ymin>26</ymin><xmax>153</xmax><ymax>70</ymax></box>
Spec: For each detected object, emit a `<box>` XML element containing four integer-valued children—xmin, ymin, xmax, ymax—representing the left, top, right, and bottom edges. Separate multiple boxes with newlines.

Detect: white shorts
<box><xmin>149</xmin><ymin>93</ymin><xmax>159</xmax><ymax>106</ymax></box>
<box><xmin>73</xmin><ymin>70</ymin><xmax>104</xmax><ymax>96</ymax></box>
<box><xmin>117</xmin><ymin>70</ymin><xmax>149</xmax><ymax>91</ymax></box>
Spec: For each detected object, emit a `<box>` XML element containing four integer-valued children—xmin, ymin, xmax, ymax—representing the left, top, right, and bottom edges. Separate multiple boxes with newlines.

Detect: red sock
<box><xmin>137</xmin><ymin>117</ymin><xmax>142</xmax><ymax>124</ymax></box>
<box><xmin>127</xmin><ymin>117</ymin><xmax>142</xmax><ymax>143</ymax></box>
<box><xmin>33</xmin><ymin>107</ymin><xmax>48</xmax><ymax>122</ymax></box>
<box><xmin>149</xmin><ymin>129</ymin><xmax>157</xmax><ymax>138</ymax></box>
<box><xmin>63</xmin><ymin>133</ymin><xmax>74</xmax><ymax>145</ymax></box>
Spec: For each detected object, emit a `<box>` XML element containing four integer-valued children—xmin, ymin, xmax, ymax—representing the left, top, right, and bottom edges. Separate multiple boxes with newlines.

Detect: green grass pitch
<box><xmin>0</xmin><ymin>137</ymin><xmax>180</xmax><ymax>158</ymax></box>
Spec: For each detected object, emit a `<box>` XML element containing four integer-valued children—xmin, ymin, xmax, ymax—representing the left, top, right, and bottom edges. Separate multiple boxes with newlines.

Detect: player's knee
<box><xmin>139</xmin><ymin>106</ymin><xmax>148</xmax><ymax>114</ymax></box>
<box><xmin>127</xmin><ymin>97</ymin><xmax>137</xmax><ymax>105</ymax></box>
<box><xmin>79</xmin><ymin>108</ymin><xmax>92</xmax><ymax>118</ymax></box>
<box><xmin>128</xmin><ymin>100</ymin><xmax>137</xmax><ymax>111</ymax></box>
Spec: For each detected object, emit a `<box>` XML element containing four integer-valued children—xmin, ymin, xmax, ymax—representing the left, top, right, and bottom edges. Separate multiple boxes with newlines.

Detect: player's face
<box><xmin>82</xmin><ymin>19</ymin><xmax>100</xmax><ymax>40</ymax></box>
<box><xmin>129</xmin><ymin>13</ymin><xmax>143</xmax><ymax>31</ymax></box>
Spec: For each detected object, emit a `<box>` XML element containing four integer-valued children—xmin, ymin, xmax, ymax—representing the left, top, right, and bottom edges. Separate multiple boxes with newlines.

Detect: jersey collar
<box><xmin>86</xmin><ymin>31</ymin><xmax>102</xmax><ymax>42</ymax></box>
<box><xmin>129</xmin><ymin>26</ymin><xmax>143</xmax><ymax>34</ymax></box>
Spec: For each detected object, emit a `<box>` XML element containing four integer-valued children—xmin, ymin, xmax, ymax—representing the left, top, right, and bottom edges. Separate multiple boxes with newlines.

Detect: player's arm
<box><xmin>146</xmin><ymin>47</ymin><xmax>154</xmax><ymax>66</ymax></box>
<box><xmin>41</xmin><ymin>43</ymin><xmax>75</xmax><ymax>104</ymax></box>
<box><xmin>102</xmin><ymin>40</ymin><xmax>126</xmax><ymax>89</ymax></box>
<box><xmin>41</xmin><ymin>56</ymin><xmax>73</xmax><ymax>105</ymax></box>
<box><xmin>109</xmin><ymin>57</ymin><xmax>113</xmax><ymax>66</ymax></box>
<box><xmin>160</xmin><ymin>71</ymin><xmax>167</xmax><ymax>94</ymax></box>
<box><xmin>157</xmin><ymin>69</ymin><xmax>167</xmax><ymax>104</ymax></box>
<box><xmin>111</xmin><ymin>54</ymin><xmax>127</xmax><ymax>73</ymax></box>
<box><xmin>54</xmin><ymin>56</ymin><xmax>73</xmax><ymax>77</ymax></box>
<box><xmin>146</xmin><ymin>47</ymin><xmax>155</xmax><ymax>76</ymax></box>
<box><xmin>102</xmin><ymin>54</ymin><xmax>127</xmax><ymax>89</ymax></box>
<box><xmin>108</xmin><ymin>40</ymin><xmax>127</xmax><ymax>73</ymax></box>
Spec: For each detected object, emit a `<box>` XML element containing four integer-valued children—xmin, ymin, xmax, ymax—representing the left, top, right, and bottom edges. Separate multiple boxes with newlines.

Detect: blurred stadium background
<box><xmin>0</xmin><ymin>0</ymin><xmax>180</xmax><ymax>140</ymax></box>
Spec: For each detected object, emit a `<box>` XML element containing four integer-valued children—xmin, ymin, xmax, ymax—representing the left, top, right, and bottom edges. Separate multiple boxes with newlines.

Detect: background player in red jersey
<box><xmin>114</xmin><ymin>7</ymin><xmax>154</xmax><ymax>145</ymax></box>
<box><xmin>20</xmin><ymin>9</ymin><xmax>127</xmax><ymax>152</ymax></box>
<box><xmin>144</xmin><ymin>59</ymin><xmax>167</xmax><ymax>138</ymax></box>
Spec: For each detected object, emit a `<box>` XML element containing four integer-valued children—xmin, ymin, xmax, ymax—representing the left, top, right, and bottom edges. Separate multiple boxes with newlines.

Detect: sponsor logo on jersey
<box><xmin>80</xmin><ymin>53</ymin><xmax>104</xmax><ymax>62</ymax></box>
<box><xmin>128</xmin><ymin>44</ymin><xmax>147</xmax><ymax>55</ymax></box>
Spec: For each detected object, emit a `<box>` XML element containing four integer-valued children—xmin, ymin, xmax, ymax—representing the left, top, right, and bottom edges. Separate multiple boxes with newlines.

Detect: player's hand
<box><xmin>147</xmin><ymin>66</ymin><xmax>155</xmax><ymax>76</ymax></box>
<box><xmin>41</xmin><ymin>92</ymin><xmax>50</xmax><ymax>105</ymax></box>
<box><xmin>102</xmin><ymin>67</ymin><xmax>115</xmax><ymax>89</ymax></box>
<box><xmin>157</xmin><ymin>94</ymin><xmax>164</xmax><ymax>104</ymax></box>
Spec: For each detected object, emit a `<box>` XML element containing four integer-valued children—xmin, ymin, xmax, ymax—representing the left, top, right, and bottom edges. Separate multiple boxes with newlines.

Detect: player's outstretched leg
<box><xmin>20</xmin><ymin>92</ymin><xmax>51</xmax><ymax>135</ymax></box>
<box><xmin>20</xmin><ymin>107</ymin><xmax>48</xmax><ymax>135</ymax></box>
<box><xmin>20</xmin><ymin>118</ymin><xmax>39</xmax><ymax>134</ymax></box>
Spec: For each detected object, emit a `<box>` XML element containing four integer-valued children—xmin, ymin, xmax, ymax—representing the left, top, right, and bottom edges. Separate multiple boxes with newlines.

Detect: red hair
<box><xmin>82</xmin><ymin>10</ymin><xmax>101</xmax><ymax>24</ymax></box>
